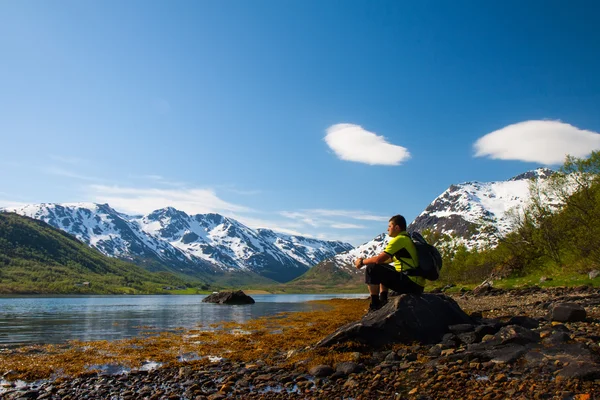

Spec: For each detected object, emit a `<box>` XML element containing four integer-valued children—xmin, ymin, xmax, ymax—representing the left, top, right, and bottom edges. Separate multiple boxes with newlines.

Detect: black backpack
<box><xmin>405</xmin><ymin>232</ymin><xmax>443</xmax><ymax>281</ymax></box>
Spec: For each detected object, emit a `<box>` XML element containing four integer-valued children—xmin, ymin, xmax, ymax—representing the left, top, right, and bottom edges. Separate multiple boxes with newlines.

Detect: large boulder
<box><xmin>202</xmin><ymin>290</ymin><xmax>255</xmax><ymax>305</ymax></box>
<box><xmin>548</xmin><ymin>302</ymin><xmax>586</xmax><ymax>322</ymax></box>
<box><xmin>316</xmin><ymin>294</ymin><xmax>473</xmax><ymax>348</ymax></box>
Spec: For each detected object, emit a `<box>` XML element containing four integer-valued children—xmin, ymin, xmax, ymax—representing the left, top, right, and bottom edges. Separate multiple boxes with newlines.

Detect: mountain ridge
<box><xmin>1</xmin><ymin>203</ymin><xmax>353</xmax><ymax>283</ymax></box>
<box><xmin>0</xmin><ymin>212</ymin><xmax>193</xmax><ymax>294</ymax></box>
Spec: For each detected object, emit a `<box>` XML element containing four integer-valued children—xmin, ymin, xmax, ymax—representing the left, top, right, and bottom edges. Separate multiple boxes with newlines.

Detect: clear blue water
<box><xmin>0</xmin><ymin>294</ymin><xmax>365</xmax><ymax>347</ymax></box>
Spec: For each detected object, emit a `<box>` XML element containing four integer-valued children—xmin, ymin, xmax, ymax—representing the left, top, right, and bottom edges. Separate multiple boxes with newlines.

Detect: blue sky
<box><xmin>1</xmin><ymin>1</ymin><xmax>600</xmax><ymax>245</ymax></box>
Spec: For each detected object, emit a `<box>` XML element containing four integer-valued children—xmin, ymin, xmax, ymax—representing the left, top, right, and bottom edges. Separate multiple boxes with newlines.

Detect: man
<box><xmin>355</xmin><ymin>215</ymin><xmax>425</xmax><ymax>312</ymax></box>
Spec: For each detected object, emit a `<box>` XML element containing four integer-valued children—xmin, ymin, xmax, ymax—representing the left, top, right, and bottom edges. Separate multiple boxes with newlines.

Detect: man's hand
<box><xmin>354</xmin><ymin>258</ymin><xmax>364</xmax><ymax>269</ymax></box>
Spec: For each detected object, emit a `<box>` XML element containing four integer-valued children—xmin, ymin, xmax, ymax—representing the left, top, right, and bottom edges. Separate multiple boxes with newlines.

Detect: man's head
<box><xmin>387</xmin><ymin>214</ymin><xmax>407</xmax><ymax>237</ymax></box>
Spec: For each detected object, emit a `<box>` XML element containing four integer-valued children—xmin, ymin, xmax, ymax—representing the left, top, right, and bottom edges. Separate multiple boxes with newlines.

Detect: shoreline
<box><xmin>1</xmin><ymin>287</ymin><xmax>599</xmax><ymax>399</ymax></box>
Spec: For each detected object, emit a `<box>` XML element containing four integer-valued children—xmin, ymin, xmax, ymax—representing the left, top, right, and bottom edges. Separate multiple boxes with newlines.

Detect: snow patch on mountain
<box><xmin>410</xmin><ymin>168</ymin><xmax>569</xmax><ymax>249</ymax></box>
<box><xmin>2</xmin><ymin>203</ymin><xmax>353</xmax><ymax>282</ymax></box>
<box><xmin>315</xmin><ymin>168</ymin><xmax>569</xmax><ymax>275</ymax></box>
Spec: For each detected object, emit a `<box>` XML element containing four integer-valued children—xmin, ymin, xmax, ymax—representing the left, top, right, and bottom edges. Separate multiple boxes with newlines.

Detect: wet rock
<box><xmin>458</xmin><ymin>332</ymin><xmax>479</xmax><ymax>345</ymax></box>
<box><xmin>495</xmin><ymin>325</ymin><xmax>540</xmax><ymax>345</ymax></box>
<box><xmin>441</xmin><ymin>333</ymin><xmax>460</xmax><ymax>346</ymax></box>
<box><xmin>490</xmin><ymin>344</ymin><xmax>529</xmax><ymax>364</ymax></box>
<box><xmin>309</xmin><ymin>365</ymin><xmax>334</xmax><ymax>377</ymax></box>
<box><xmin>548</xmin><ymin>303</ymin><xmax>586</xmax><ymax>322</ymax></box>
<box><xmin>474</xmin><ymin>324</ymin><xmax>500</xmax><ymax>341</ymax></box>
<box><xmin>428</xmin><ymin>344</ymin><xmax>442</xmax><ymax>357</ymax></box>
<box><xmin>316</xmin><ymin>294</ymin><xmax>473</xmax><ymax>348</ymax></box>
<box><xmin>506</xmin><ymin>316</ymin><xmax>539</xmax><ymax>330</ymax></box>
<box><xmin>557</xmin><ymin>362</ymin><xmax>600</xmax><ymax>380</ymax></box>
<box><xmin>202</xmin><ymin>291</ymin><xmax>255</xmax><ymax>305</ymax></box>
<box><xmin>334</xmin><ymin>362</ymin><xmax>360</xmax><ymax>376</ymax></box>
<box><xmin>541</xmin><ymin>332</ymin><xmax>571</xmax><ymax>345</ymax></box>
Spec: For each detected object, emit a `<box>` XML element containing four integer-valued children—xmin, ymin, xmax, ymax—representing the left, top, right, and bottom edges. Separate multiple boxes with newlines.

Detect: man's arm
<box><xmin>355</xmin><ymin>252</ymin><xmax>392</xmax><ymax>269</ymax></box>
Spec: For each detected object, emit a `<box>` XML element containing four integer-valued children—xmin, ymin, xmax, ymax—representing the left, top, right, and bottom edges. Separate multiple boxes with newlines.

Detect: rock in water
<box><xmin>316</xmin><ymin>294</ymin><xmax>472</xmax><ymax>348</ymax></box>
<box><xmin>202</xmin><ymin>290</ymin><xmax>255</xmax><ymax>304</ymax></box>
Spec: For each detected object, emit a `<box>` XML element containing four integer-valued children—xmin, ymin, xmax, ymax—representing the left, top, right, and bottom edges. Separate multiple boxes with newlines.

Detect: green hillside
<box><xmin>433</xmin><ymin>151</ymin><xmax>600</xmax><ymax>289</ymax></box>
<box><xmin>281</xmin><ymin>260</ymin><xmax>364</xmax><ymax>293</ymax></box>
<box><xmin>0</xmin><ymin>212</ymin><xmax>205</xmax><ymax>294</ymax></box>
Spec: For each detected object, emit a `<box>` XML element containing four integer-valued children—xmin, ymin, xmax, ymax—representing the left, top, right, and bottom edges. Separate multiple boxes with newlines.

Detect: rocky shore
<box><xmin>2</xmin><ymin>286</ymin><xmax>599</xmax><ymax>399</ymax></box>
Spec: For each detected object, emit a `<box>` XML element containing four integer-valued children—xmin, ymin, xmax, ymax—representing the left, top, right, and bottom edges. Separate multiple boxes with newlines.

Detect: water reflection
<box><xmin>0</xmin><ymin>294</ymin><xmax>365</xmax><ymax>347</ymax></box>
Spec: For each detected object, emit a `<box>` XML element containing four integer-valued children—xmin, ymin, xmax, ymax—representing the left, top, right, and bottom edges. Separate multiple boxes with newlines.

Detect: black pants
<box><xmin>365</xmin><ymin>264</ymin><xmax>424</xmax><ymax>295</ymax></box>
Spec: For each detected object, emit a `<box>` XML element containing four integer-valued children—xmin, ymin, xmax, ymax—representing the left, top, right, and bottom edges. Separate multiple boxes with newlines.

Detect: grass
<box><xmin>433</xmin><ymin>270</ymin><xmax>600</xmax><ymax>293</ymax></box>
<box><xmin>0</xmin><ymin>298</ymin><xmax>370</xmax><ymax>381</ymax></box>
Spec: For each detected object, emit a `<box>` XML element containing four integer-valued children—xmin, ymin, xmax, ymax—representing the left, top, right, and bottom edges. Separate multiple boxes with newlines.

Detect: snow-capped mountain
<box><xmin>305</xmin><ymin>168</ymin><xmax>561</xmax><ymax>279</ymax></box>
<box><xmin>1</xmin><ymin>203</ymin><xmax>353</xmax><ymax>283</ymax></box>
<box><xmin>409</xmin><ymin>168</ymin><xmax>558</xmax><ymax>249</ymax></box>
<box><xmin>299</xmin><ymin>233</ymin><xmax>389</xmax><ymax>281</ymax></box>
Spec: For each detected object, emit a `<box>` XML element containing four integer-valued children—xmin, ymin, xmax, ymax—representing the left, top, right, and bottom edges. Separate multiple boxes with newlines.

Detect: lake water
<box><xmin>0</xmin><ymin>294</ymin><xmax>365</xmax><ymax>348</ymax></box>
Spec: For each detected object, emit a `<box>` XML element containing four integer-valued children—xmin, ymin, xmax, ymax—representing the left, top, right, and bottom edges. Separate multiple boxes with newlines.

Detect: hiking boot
<box><xmin>366</xmin><ymin>302</ymin><xmax>381</xmax><ymax>314</ymax></box>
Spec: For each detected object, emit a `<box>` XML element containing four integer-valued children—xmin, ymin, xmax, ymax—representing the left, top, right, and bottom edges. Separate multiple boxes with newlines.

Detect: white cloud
<box><xmin>474</xmin><ymin>120</ymin><xmax>600</xmax><ymax>165</ymax></box>
<box><xmin>86</xmin><ymin>185</ymin><xmax>251</xmax><ymax>216</ymax></box>
<box><xmin>279</xmin><ymin>209</ymin><xmax>386</xmax><ymax>231</ymax></box>
<box><xmin>330</xmin><ymin>223</ymin><xmax>366</xmax><ymax>229</ymax></box>
<box><xmin>324</xmin><ymin>123</ymin><xmax>411</xmax><ymax>166</ymax></box>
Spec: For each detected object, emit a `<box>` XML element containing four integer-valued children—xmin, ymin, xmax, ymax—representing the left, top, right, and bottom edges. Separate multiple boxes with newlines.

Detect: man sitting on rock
<box><xmin>355</xmin><ymin>215</ymin><xmax>425</xmax><ymax>312</ymax></box>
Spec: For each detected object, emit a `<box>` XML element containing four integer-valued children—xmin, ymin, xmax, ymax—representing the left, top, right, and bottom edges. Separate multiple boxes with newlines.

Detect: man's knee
<box><xmin>365</xmin><ymin>264</ymin><xmax>379</xmax><ymax>284</ymax></box>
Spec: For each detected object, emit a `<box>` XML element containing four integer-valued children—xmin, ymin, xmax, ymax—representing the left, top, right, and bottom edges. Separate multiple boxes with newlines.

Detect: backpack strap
<box><xmin>393</xmin><ymin>246</ymin><xmax>417</xmax><ymax>271</ymax></box>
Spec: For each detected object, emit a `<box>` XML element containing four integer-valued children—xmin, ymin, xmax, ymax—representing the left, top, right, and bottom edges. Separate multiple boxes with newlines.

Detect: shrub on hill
<box><xmin>435</xmin><ymin>151</ymin><xmax>600</xmax><ymax>285</ymax></box>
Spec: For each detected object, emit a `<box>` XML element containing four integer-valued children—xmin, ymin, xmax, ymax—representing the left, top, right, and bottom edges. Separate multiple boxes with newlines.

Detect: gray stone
<box><xmin>202</xmin><ymin>291</ymin><xmax>255</xmax><ymax>305</ymax></box>
<box><xmin>458</xmin><ymin>331</ymin><xmax>479</xmax><ymax>345</ymax></box>
<box><xmin>495</xmin><ymin>325</ymin><xmax>540</xmax><ymax>345</ymax></box>
<box><xmin>541</xmin><ymin>332</ymin><xmax>571</xmax><ymax>345</ymax></box>
<box><xmin>558</xmin><ymin>362</ymin><xmax>600</xmax><ymax>380</ymax></box>
<box><xmin>506</xmin><ymin>316</ymin><xmax>539</xmax><ymax>329</ymax></box>
<box><xmin>335</xmin><ymin>362</ymin><xmax>360</xmax><ymax>375</ymax></box>
<box><xmin>490</xmin><ymin>344</ymin><xmax>528</xmax><ymax>364</ymax></box>
<box><xmin>309</xmin><ymin>365</ymin><xmax>334</xmax><ymax>377</ymax></box>
<box><xmin>588</xmin><ymin>270</ymin><xmax>600</xmax><ymax>280</ymax></box>
<box><xmin>474</xmin><ymin>324</ymin><xmax>500</xmax><ymax>341</ymax></box>
<box><xmin>548</xmin><ymin>303</ymin><xmax>586</xmax><ymax>322</ymax></box>
<box><xmin>315</xmin><ymin>294</ymin><xmax>473</xmax><ymax>348</ymax></box>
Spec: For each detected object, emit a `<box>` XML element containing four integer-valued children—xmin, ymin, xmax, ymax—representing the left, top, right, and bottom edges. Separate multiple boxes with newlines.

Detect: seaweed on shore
<box><xmin>0</xmin><ymin>298</ymin><xmax>369</xmax><ymax>381</ymax></box>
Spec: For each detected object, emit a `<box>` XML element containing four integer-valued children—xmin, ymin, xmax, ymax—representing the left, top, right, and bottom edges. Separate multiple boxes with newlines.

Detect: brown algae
<box><xmin>0</xmin><ymin>298</ymin><xmax>369</xmax><ymax>381</ymax></box>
